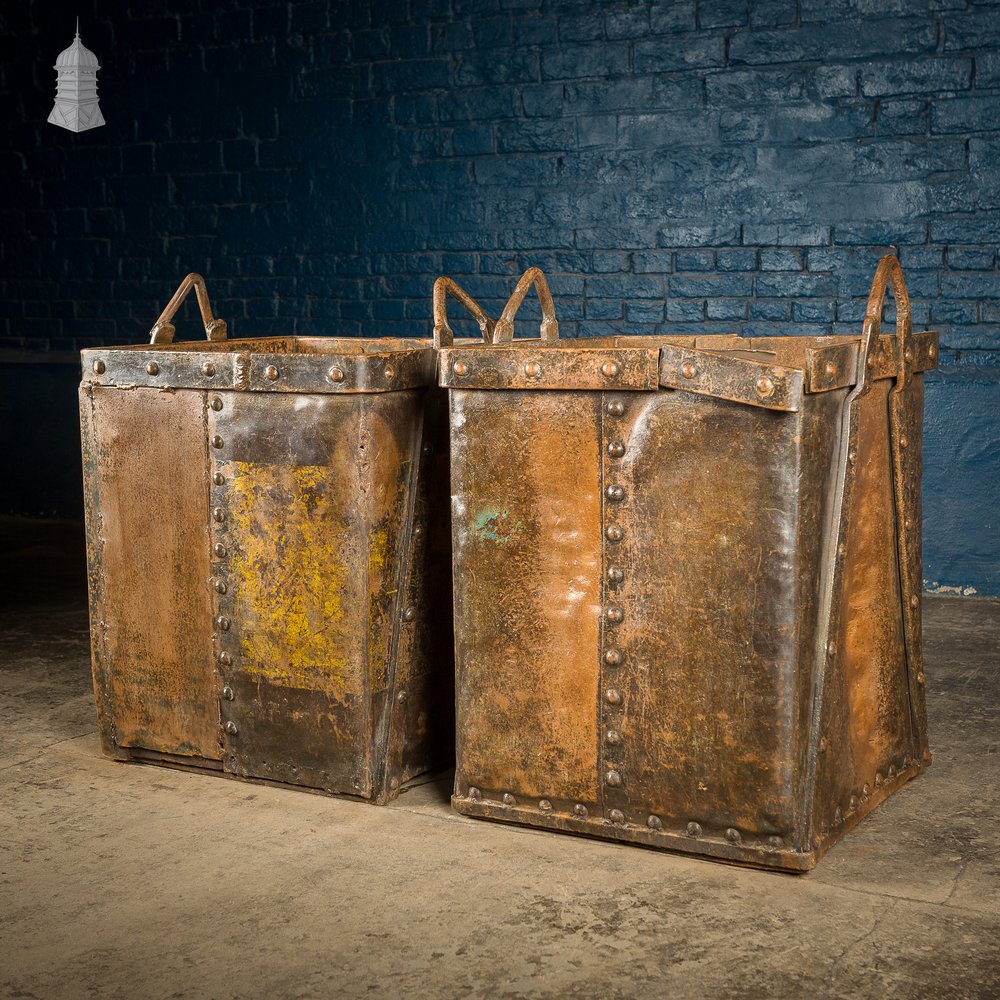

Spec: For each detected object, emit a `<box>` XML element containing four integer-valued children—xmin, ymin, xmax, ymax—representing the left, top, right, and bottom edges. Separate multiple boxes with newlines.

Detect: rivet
<box><xmin>396</xmin><ymin>690</ymin><xmax>406</xmax><ymax>702</ymax></box>
<box><xmin>862</xmin><ymin>783</ymin><xmax>870</xmax><ymax>800</ymax></box>
<box><xmin>605</xmin><ymin>730</ymin><xmax>621</xmax><ymax>745</ymax></box>
<box><xmin>216</xmin><ymin>616</ymin><xmax>231</xmax><ymax>632</ymax></box>
<box><xmin>212</xmin><ymin>507</ymin><xmax>225</xmax><ymax>523</ymax></box>
<box><xmin>606</xmin><ymin>770</ymin><xmax>622</xmax><ymax>787</ymax></box>
<box><xmin>601</xmin><ymin>361</ymin><xmax>619</xmax><ymax>378</ymax></box>
<box><xmin>202</xmin><ymin>362</ymin><xmax>216</xmax><ymax>377</ymax></box>
<box><xmin>834</xmin><ymin>807</ymin><xmax>843</xmax><ymax>824</ymax></box>
<box><xmin>422</xmin><ymin>443</ymin><xmax>432</xmax><ymax>455</ymax></box>
<box><xmin>213</xmin><ymin>543</ymin><xmax>226</xmax><ymax>558</ymax></box>
<box><xmin>900</xmin><ymin>435</ymin><xmax>908</xmax><ymax>449</ymax></box>
<box><xmin>819</xmin><ymin>737</ymin><xmax>828</xmax><ymax>754</ymax></box>
<box><xmin>92</xmin><ymin>359</ymin><xmax>106</xmax><ymax>374</ymax></box>
<box><xmin>725</xmin><ymin>827</ymin><xmax>741</xmax><ymax>844</ymax></box>
<box><xmin>605</xmin><ymin>607</ymin><xmax>623</xmax><ymax>624</ymax></box>
<box><xmin>875</xmin><ymin>772</ymin><xmax>883</xmax><ymax>787</ymax></box>
<box><xmin>823</xmin><ymin>362</ymin><xmax>837</xmax><ymax>378</ymax></box>
<box><xmin>606</xmin><ymin>689</ymin><xmax>621</xmax><ymax>705</ymax></box>
<box><xmin>904</xmin><ymin>347</ymin><xmax>913</xmax><ymax>362</ymax></box>
<box><xmin>867</xmin><ymin>355</ymin><xmax>876</xmax><ymax>369</ymax></box>
<box><xmin>224</xmin><ymin>721</ymin><xmax>238</xmax><ymax>735</ymax></box>
<box><xmin>389</xmin><ymin>777</ymin><xmax>399</xmax><ymax>791</ymax></box>
<box><xmin>260</xmin><ymin>365</ymin><xmax>277</xmax><ymax>382</ymax></box>
<box><xmin>210</xmin><ymin>396</ymin><xmax>223</xmax><ymax>412</ymax></box>
<box><xmin>888</xmin><ymin>764</ymin><xmax>897</xmax><ymax>778</ymax></box>
<box><xmin>468</xmin><ymin>786</ymin><xmax>482</xmax><ymax>800</ymax></box>
<box><xmin>680</xmin><ymin>361</ymin><xmax>698</xmax><ymax>379</ymax></box>
<box><xmin>686</xmin><ymin>821</ymin><xmax>702</xmax><ymax>837</ymax></box>
<box><xmin>606</xmin><ymin>400</ymin><xmax>624</xmax><ymax>417</ymax></box>
<box><xmin>837</xmin><ymin>544</ymin><xmax>846</xmax><ymax>558</ymax></box>
<box><xmin>606</xmin><ymin>566</ymin><xmax>624</xmax><ymax>585</ymax></box>
<box><xmin>767</xmin><ymin>835</ymin><xmax>783</xmax><ymax>849</ymax></box>
<box><xmin>214</xmin><ymin>579</ymin><xmax>227</xmax><ymax>594</ymax></box>
<box><xmin>647</xmin><ymin>815</ymin><xmax>662</xmax><ymax>831</ymax></box>
<box><xmin>917</xmin><ymin>671</ymin><xmax>925</xmax><ymax>685</ymax></box>
<box><xmin>574</xmin><ymin>804</ymin><xmax>588</xmax><ymax>817</ymax></box>
<box><xmin>827</xmin><ymin>640</ymin><xmax>836</xmax><ymax>657</ymax></box>
<box><xmin>453</xmin><ymin>361</ymin><xmax>468</xmax><ymax>377</ymax></box>
<box><xmin>221</xmin><ymin>685</ymin><xmax>234</xmax><ymax>701</ymax></box>
<box><xmin>146</xmin><ymin>361</ymin><xmax>159</xmax><ymax>376</ymax></box>
<box><xmin>539</xmin><ymin>799</ymin><xmax>552</xmax><ymax>811</ymax></box>
<box><xmin>524</xmin><ymin>361</ymin><xmax>542</xmax><ymax>379</ymax></box>
<box><xmin>905</xmin><ymin>519</ymin><xmax>913</xmax><ymax>531</ymax></box>
<box><xmin>929</xmin><ymin>344</ymin><xmax>938</xmax><ymax>359</ymax></box>
<box><xmin>213</xmin><ymin>472</ymin><xmax>225</xmax><ymax>486</ymax></box>
<box><xmin>756</xmin><ymin>376</ymin><xmax>775</xmax><ymax>398</ymax></box>
<box><xmin>849</xmin><ymin>795</ymin><xmax>858</xmax><ymax>811</ymax></box>
<box><xmin>910</xmin><ymin>594</ymin><xmax>919</xmax><ymax>608</ymax></box>
<box><xmin>211</xmin><ymin>435</ymin><xmax>224</xmax><ymax>449</ymax></box>
<box><xmin>413</xmin><ymin>525</ymin><xmax>424</xmax><ymax>537</ymax></box>
<box><xmin>384</xmin><ymin>365</ymin><xmax>395</xmax><ymax>381</ymax></box>
<box><xmin>329</xmin><ymin>366</ymin><xmax>345</xmax><ymax>383</ymax></box>
<box><xmin>606</xmin><ymin>524</ymin><xmax>623</xmax><ymax>542</ymax></box>
<box><xmin>607</xmin><ymin>440</ymin><xmax>626</xmax><ymax>458</ymax></box>
<box><xmin>218</xmin><ymin>651</ymin><xmax>232</xmax><ymax>666</ymax></box>
<box><xmin>609</xmin><ymin>809</ymin><xmax>625</xmax><ymax>824</ymax></box>
<box><xmin>606</xmin><ymin>485</ymin><xmax>625</xmax><ymax>502</ymax></box>
<box><xmin>502</xmin><ymin>792</ymin><xmax>515</xmax><ymax>806</ymax></box>
<box><xmin>848</xmin><ymin>448</ymin><xmax>857</xmax><ymax>464</ymax></box>
<box><xmin>604</xmin><ymin>648</ymin><xmax>622</xmax><ymax>666</ymax></box>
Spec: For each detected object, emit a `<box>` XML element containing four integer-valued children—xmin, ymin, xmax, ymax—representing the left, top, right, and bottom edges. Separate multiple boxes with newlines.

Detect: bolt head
<box><xmin>604</xmin><ymin>648</ymin><xmax>621</xmax><ymax>666</ymax></box>
<box><xmin>609</xmin><ymin>809</ymin><xmax>625</xmax><ymax>824</ymax></box>
<box><xmin>686</xmin><ymin>821</ymin><xmax>702</xmax><ymax>837</ymax></box>
<box><xmin>601</xmin><ymin>361</ymin><xmax>620</xmax><ymax>378</ymax></box>
<box><xmin>146</xmin><ymin>361</ymin><xmax>159</xmax><ymax>376</ymax></box>
<box><xmin>453</xmin><ymin>361</ymin><xmax>468</xmax><ymax>377</ymax></box>
<box><xmin>202</xmin><ymin>362</ymin><xmax>216</xmax><ymax>377</ymax></box>
<box><xmin>329</xmin><ymin>366</ymin><xmax>345</xmax><ymax>383</ymax></box>
<box><xmin>224</xmin><ymin>721</ymin><xmax>238</xmax><ymax>735</ymax></box>
<box><xmin>680</xmin><ymin>361</ymin><xmax>698</xmax><ymax>379</ymax></box>
<box><xmin>606</xmin><ymin>524</ymin><xmax>623</xmax><ymax>542</ymax></box>
<box><xmin>92</xmin><ymin>359</ymin><xmax>106</xmax><ymax>374</ymax></box>
<box><xmin>647</xmin><ymin>815</ymin><xmax>662</xmax><ymax>831</ymax></box>
<box><xmin>606</xmin><ymin>485</ymin><xmax>625</xmax><ymax>502</ymax></box>
<box><xmin>606</xmin><ymin>770</ymin><xmax>622</xmax><ymax>787</ymax></box>
<box><xmin>756</xmin><ymin>376</ymin><xmax>775</xmax><ymax>398</ymax></box>
<box><xmin>606</xmin><ymin>440</ymin><xmax>626</xmax><ymax>458</ymax></box>
<box><xmin>211</xmin><ymin>435</ymin><xmax>224</xmax><ymax>449</ymax></box>
<box><xmin>605</xmin><ymin>688</ymin><xmax>621</xmax><ymax>705</ymax></box>
<box><xmin>606</xmin><ymin>400</ymin><xmax>624</xmax><ymax>417</ymax></box>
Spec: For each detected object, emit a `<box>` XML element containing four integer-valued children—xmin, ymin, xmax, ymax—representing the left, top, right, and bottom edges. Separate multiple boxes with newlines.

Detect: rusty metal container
<box><xmin>442</xmin><ymin>256</ymin><xmax>938</xmax><ymax>870</ymax></box>
<box><xmin>79</xmin><ymin>274</ymin><xmax>454</xmax><ymax>802</ymax></box>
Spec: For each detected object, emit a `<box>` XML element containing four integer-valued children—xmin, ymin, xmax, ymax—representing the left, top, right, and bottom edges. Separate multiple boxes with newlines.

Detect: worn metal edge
<box><xmin>806</xmin><ymin>332</ymin><xmax>939</xmax><ymax>393</ymax></box>
<box><xmin>450</xmin><ymin>796</ymin><xmax>817</xmax><ymax>872</ymax></box>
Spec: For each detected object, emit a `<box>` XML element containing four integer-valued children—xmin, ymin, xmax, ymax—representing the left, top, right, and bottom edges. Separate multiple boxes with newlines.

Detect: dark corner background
<box><xmin>0</xmin><ymin>0</ymin><xmax>996</xmax><ymax>594</ymax></box>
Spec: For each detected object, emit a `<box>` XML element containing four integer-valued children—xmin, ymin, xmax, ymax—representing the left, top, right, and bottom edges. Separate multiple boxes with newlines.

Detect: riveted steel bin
<box><xmin>79</xmin><ymin>274</ymin><xmax>454</xmax><ymax>802</ymax></box>
<box><xmin>442</xmin><ymin>258</ymin><xmax>938</xmax><ymax>869</ymax></box>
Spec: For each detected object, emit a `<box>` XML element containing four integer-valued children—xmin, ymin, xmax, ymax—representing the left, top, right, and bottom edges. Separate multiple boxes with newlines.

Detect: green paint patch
<box><xmin>474</xmin><ymin>508</ymin><xmax>522</xmax><ymax>544</ymax></box>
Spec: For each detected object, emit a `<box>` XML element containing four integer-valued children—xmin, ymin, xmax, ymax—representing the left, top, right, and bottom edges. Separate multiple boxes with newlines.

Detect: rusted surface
<box><xmin>446</xmin><ymin>258</ymin><xmax>936</xmax><ymax>870</ymax></box>
<box><xmin>81</xmin><ymin>385</ymin><xmax>219</xmax><ymax>759</ymax></box>
<box><xmin>80</xmin><ymin>275</ymin><xmax>452</xmax><ymax>801</ymax></box>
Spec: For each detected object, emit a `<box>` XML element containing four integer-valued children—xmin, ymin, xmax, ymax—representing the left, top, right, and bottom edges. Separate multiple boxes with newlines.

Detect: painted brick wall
<box><xmin>0</xmin><ymin>0</ymin><xmax>997</xmax><ymax>592</ymax></box>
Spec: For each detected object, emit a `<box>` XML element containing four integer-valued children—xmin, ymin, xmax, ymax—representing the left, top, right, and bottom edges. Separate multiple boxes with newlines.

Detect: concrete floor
<box><xmin>1</xmin><ymin>520</ymin><xmax>998</xmax><ymax>1000</ymax></box>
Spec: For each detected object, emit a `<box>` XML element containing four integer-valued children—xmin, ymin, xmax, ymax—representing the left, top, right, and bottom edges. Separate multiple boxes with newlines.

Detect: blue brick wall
<box><xmin>0</xmin><ymin>0</ymin><xmax>997</xmax><ymax>592</ymax></box>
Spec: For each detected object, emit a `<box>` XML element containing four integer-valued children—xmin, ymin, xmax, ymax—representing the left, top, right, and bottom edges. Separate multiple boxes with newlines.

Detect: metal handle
<box><xmin>433</xmin><ymin>277</ymin><xmax>496</xmax><ymax>348</ymax></box>
<box><xmin>858</xmin><ymin>254</ymin><xmax>912</xmax><ymax>394</ymax></box>
<box><xmin>493</xmin><ymin>268</ymin><xmax>559</xmax><ymax>343</ymax></box>
<box><xmin>149</xmin><ymin>273</ymin><xmax>228</xmax><ymax>345</ymax></box>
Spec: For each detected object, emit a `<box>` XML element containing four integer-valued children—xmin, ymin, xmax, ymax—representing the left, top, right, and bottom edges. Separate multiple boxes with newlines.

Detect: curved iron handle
<box><xmin>492</xmin><ymin>268</ymin><xmax>559</xmax><ymax>343</ymax></box>
<box><xmin>858</xmin><ymin>254</ymin><xmax>912</xmax><ymax>394</ymax></box>
<box><xmin>149</xmin><ymin>273</ymin><xmax>228</xmax><ymax>345</ymax></box>
<box><xmin>433</xmin><ymin>277</ymin><xmax>496</xmax><ymax>349</ymax></box>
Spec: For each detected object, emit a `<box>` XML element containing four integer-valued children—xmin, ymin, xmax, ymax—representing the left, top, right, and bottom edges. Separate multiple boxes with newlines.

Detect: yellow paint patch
<box><xmin>225</xmin><ymin>461</ymin><xmax>353</xmax><ymax>693</ymax></box>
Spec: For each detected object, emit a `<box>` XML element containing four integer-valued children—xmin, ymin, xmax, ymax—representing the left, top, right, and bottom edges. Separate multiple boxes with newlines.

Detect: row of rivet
<box><xmin>462</xmin><ymin>789</ymin><xmax>786</xmax><ymax>849</ymax></box>
<box><xmin>829</xmin><ymin>759</ymin><xmax>916</xmax><ymax>829</ymax></box>
<box><xmin>451</xmin><ymin>359</ymin><xmax>623</xmax><ymax>380</ymax></box>
<box><xmin>208</xmin><ymin>395</ymin><xmax>238</xmax><ymax>749</ymax></box>
<box><xmin>89</xmin><ymin>358</ymin><xmax>395</xmax><ymax>385</ymax></box>
<box><xmin>677</xmin><ymin>359</ymin><xmax>776</xmax><ymax>399</ymax></box>
<box><xmin>602</xmin><ymin>394</ymin><xmax>629</xmax><ymax>821</ymax></box>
